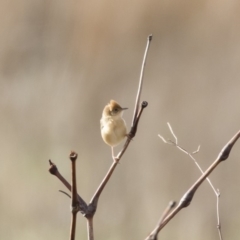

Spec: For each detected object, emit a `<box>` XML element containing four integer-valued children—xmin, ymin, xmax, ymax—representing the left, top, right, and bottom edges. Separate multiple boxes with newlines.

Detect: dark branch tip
<box><xmin>169</xmin><ymin>201</ymin><xmax>177</xmax><ymax>208</ymax></box>
<box><xmin>48</xmin><ymin>160</ymin><xmax>58</xmax><ymax>175</ymax></box>
<box><xmin>148</xmin><ymin>34</ymin><xmax>153</xmax><ymax>41</ymax></box>
<box><xmin>218</xmin><ymin>145</ymin><xmax>232</xmax><ymax>161</ymax></box>
<box><xmin>141</xmin><ymin>101</ymin><xmax>148</xmax><ymax>108</ymax></box>
<box><xmin>218</xmin><ymin>131</ymin><xmax>240</xmax><ymax>161</ymax></box>
<box><xmin>69</xmin><ymin>151</ymin><xmax>78</xmax><ymax>161</ymax></box>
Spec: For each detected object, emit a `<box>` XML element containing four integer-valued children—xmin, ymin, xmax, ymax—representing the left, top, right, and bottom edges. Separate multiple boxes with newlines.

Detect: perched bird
<box><xmin>100</xmin><ymin>100</ymin><xmax>128</xmax><ymax>161</ymax></box>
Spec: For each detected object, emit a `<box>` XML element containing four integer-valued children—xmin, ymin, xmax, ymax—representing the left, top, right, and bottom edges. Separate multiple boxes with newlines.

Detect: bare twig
<box><xmin>87</xmin><ymin>218</ymin><xmax>94</xmax><ymax>240</ymax></box>
<box><xmin>132</xmin><ymin>34</ymin><xmax>152</xmax><ymax>127</ymax></box>
<box><xmin>157</xmin><ymin>130</ymin><xmax>240</xmax><ymax>232</ymax></box>
<box><xmin>70</xmin><ymin>213</ymin><xmax>77</xmax><ymax>240</ymax></box>
<box><xmin>49</xmin><ymin>160</ymin><xmax>72</xmax><ymax>190</ymax></box>
<box><xmin>167</xmin><ymin>122</ymin><xmax>178</xmax><ymax>144</ymax></box>
<box><xmin>88</xmin><ymin>35</ymin><xmax>152</xmax><ymax>213</ymax></box>
<box><xmin>59</xmin><ymin>190</ymin><xmax>71</xmax><ymax>198</ymax></box>
<box><xmin>145</xmin><ymin>201</ymin><xmax>176</xmax><ymax>240</ymax></box>
<box><xmin>69</xmin><ymin>151</ymin><xmax>78</xmax><ymax>240</ymax></box>
<box><xmin>158</xmin><ymin>123</ymin><xmax>217</xmax><ymax>194</ymax></box>
<box><xmin>216</xmin><ymin>189</ymin><xmax>223</xmax><ymax>240</ymax></box>
<box><xmin>89</xmin><ymin>160</ymin><xmax>118</xmax><ymax>208</ymax></box>
<box><xmin>159</xmin><ymin>123</ymin><xmax>224</xmax><ymax>240</ymax></box>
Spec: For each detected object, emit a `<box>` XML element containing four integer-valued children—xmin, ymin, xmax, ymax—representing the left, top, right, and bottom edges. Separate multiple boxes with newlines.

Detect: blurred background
<box><xmin>1</xmin><ymin>0</ymin><xmax>240</xmax><ymax>239</ymax></box>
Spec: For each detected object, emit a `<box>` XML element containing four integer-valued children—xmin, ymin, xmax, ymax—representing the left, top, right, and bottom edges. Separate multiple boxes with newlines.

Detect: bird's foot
<box><xmin>112</xmin><ymin>155</ymin><xmax>120</xmax><ymax>163</ymax></box>
<box><xmin>126</xmin><ymin>132</ymin><xmax>134</xmax><ymax>141</ymax></box>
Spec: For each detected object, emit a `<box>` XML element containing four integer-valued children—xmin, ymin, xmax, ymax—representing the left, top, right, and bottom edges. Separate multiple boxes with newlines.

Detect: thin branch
<box><xmin>89</xmin><ymin>160</ymin><xmax>118</xmax><ymax>206</ymax></box>
<box><xmin>59</xmin><ymin>190</ymin><xmax>71</xmax><ymax>198</ymax></box>
<box><xmin>157</xmin><ymin>130</ymin><xmax>240</xmax><ymax>232</ymax></box>
<box><xmin>167</xmin><ymin>122</ymin><xmax>178</xmax><ymax>145</ymax></box>
<box><xmin>158</xmin><ymin>123</ymin><xmax>226</xmax><ymax>239</ymax></box>
<box><xmin>69</xmin><ymin>151</ymin><xmax>78</xmax><ymax>240</ymax></box>
<box><xmin>87</xmin><ymin>218</ymin><xmax>94</xmax><ymax>240</ymax></box>
<box><xmin>70</xmin><ymin>151</ymin><xmax>79</xmax><ymax>206</ymax></box>
<box><xmin>70</xmin><ymin>212</ymin><xmax>77</xmax><ymax>240</ymax></box>
<box><xmin>132</xmin><ymin>34</ymin><xmax>152</xmax><ymax>126</ymax></box>
<box><xmin>158</xmin><ymin>123</ymin><xmax>217</xmax><ymax>195</ymax></box>
<box><xmin>145</xmin><ymin>201</ymin><xmax>176</xmax><ymax>240</ymax></box>
<box><xmin>49</xmin><ymin>160</ymin><xmax>72</xmax><ymax>190</ymax></box>
<box><xmin>88</xmin><ymin>36</ymin><xmax>152</xmax><ymax>214</ymax></box>
<box><xmin>217</xmin><ymin>189</ymin><xmax>223</xmax><ymax>240</ymax></box>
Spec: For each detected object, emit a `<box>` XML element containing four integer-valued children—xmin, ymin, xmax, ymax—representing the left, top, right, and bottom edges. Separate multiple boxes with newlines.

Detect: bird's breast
<box><xmin>100</xmin><ymin>117</ymin><xmax>127</xmax><ymax>147</ymax></box>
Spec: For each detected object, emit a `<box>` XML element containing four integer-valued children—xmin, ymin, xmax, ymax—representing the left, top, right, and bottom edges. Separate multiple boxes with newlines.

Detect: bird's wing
<box><xmin>100</xmin><ymin>118</ymin><xmax>104</xmax><ymax>129</ymax></box>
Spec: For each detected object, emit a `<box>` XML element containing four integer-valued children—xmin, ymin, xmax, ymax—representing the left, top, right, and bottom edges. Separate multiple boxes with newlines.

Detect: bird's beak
<box><xmin>121</xmin><ymin>107</ymin><xmax>128</xmax><ymax>110</ymax></box>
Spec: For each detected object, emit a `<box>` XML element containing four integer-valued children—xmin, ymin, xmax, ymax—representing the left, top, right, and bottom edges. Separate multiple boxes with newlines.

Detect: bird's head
<box><xmin>103</xmin><ymin>100</ymin><xmax>128</xmax><ymax>117</ymax></box>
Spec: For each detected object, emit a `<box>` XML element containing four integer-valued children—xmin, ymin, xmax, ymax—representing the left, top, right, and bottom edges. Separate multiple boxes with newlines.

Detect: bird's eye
<box><xmin>111</xmin><ymin>108</ymin><xmax>119</xmax><ymax>115</ymax></box>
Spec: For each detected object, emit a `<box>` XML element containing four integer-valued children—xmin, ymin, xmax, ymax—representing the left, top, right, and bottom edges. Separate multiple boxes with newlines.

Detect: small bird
<box><xmin>100</xmin><ymin>100</ymin><xmax>128</xmax><ymax>161</ymax></box>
